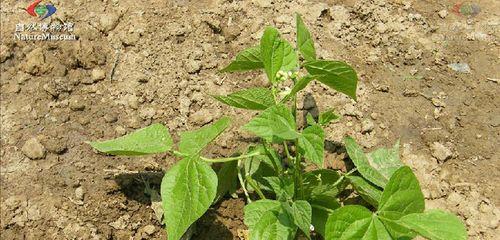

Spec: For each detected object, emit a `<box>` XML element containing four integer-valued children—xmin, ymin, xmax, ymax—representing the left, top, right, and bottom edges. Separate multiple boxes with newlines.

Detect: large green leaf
<box><xmin>178</xmin><ymin>117</ymin><xmax>231</xmax><ymax>155</ymax></box>
<box><xmin>244</xmin><ymin>199</ymin><xmax>282</xmax><ymax>228</ymax></box>
<box><xmin>310</xmin><ymin>195</ymin><xmax>340</xmax><ymax>237</ymax></box>
<box><xmin>296</xmin><ymin>13</ymin><xmax>316</xmax><ymax>61</ymax></box>
<box><xmin>298</xmin><ymin>124</ymin><xmax>325</xmax><ymax>166</ymax></box>
<box><xmin>221</xmin><ymin>46</ymin><xmax>263</xmax><ymax>72</ymax></box>
<box><xmin>160</xmin><ymin>156</ymin><xmax>218</xmax><ymax>240</ymax></box>
<box><xmin>347</xmin><ymin>175</ymin><xmax>383</xmax><ymax>208</ymax></box>
<box><xmin>213</xmin><ymin>87</ymin><xmax>275</xmax><ymax>110</ymax></box>
<box><xmin>344</xmin><ymin>137</ymin><xmax>387</xmax><ymax>188</ymax></box>
<box><xmin>265</xmin><ymin>176</ymin><xmax>294</xmax><ymax>200</ymax></box>
<box><xmin>89</xmin><ymin>123</ymin><xmax>173</xmax><ymax>155</ymax></box>
<box><xmin>377</xmin><ymin>166</ymin><xmax>425</xmax><ymax>239</ymax></box>
<box><xmin>288</xmin><ymin>201</ymin><xmax>312</xmax><ymax>239</ymax></box>
<box><xmin>243</xmin><ymin>104</ymin><xmax>299</xmax><ymax>142</ymax></box>
<box><xmin>325</xmin><ymin>205</ymin><xmax>391</xmax><ymax>240</ymax></box>
<box><xmin>250</xmin><ymin>210</ymin><xmax>297</xmax><ymax>240</ymax></box>
<box><xmin>261</xmin><ymin>27</ymin><xmax>284</xmax><ymax>83</ymax></box>
<box><xmin>398</xmin><ymin>210</ymin><xmax>467</xmax><ymax>240</ymax></box>
<box><xmin>367</xmin><ymin>141</ymin><xmax>403</xmax><ymax>181</ymax></box>
<box><xmin>304</xmin><ymin>60</ymin><xmax>358</xmax><ymax>100</ymax></box>
<box><xmin>280</xmin><ymin>40</ymin><xmax>299</xmax><ymax>72</ymax></box>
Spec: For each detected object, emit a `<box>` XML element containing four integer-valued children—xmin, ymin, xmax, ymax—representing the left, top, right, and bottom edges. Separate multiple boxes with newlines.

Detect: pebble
<box><xmin>143</xmin><ymin>225</ymin><xmax>156</xmax><ymax>235</ymax></box>
<box><xmin>191</xmin><ymin>109</ymin><xmax>214</xmax><ymax>125</ymax></box>
<box><xmin>69</xmin><ymin>97</ymin><xmax>86</xmax><ymax>111</ymax></box>
<box><xmin>99</xmin><ymin>14</ymin><xmax>120</xmax><ymax>33</ymax></box>
<box><xmin>370</xmin><ymin>112</ymin><xmax>378</xmax><ymax>120</ymax></box>
<box><xmin>91</xmin><ymin>68</ymin><xmax>106</xmax><ymax>82</ymax></box>
<box><xmin>21</xmin><ymin>137</ymin><xmax>46</xmax><ymax>160</ymax></box>
<box><xmin>186</xmin><ymin>60</ymin><xmax>202</xmax><ymax>74</ymax></box>
<box><xmin>75</xmin><ymin>186</ymin><xmax>85</xmax><ymax>201</ymax></box>
<box><xmin>430</xmin><ymin>142</ymin><xmax>453</xmax><ymax>162</ymax></box>
<box><xmin>361</xmin><ymin>119</ymin><xmax>375</xmax><ymax>133</ymax></box>
<box><xmin>448</xmin><ymin>63</ymin><xmax>471</xmax><ymax>73</ymax></box>
<box><xmin>438</xmin><ymin>10</ymin><xmax>448</xmax><ymax>19</ymax></box>
<box><xmin>115</xmin><ymin>126</ymin><xmax>127</xmax><ymax>136</ymax></box>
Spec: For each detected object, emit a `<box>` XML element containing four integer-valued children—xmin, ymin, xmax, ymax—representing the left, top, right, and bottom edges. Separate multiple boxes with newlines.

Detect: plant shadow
<box><xmin>113</xmin><ymin>171</ymin><xmax>164</xmax><ymax>205</ymax></box>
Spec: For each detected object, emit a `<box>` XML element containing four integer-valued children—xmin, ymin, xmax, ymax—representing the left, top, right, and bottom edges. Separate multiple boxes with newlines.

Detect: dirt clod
<box><xmin>21</xmin><ymin>138</ymin><xmax>46</xmax><ymax>160</ymax></box>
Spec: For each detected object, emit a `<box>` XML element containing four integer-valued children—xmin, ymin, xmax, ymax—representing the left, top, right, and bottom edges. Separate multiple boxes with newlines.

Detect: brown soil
<box><xmin>1</xmin><ymin>0</ymin><xmax>499</xmax><ymax>239</ymax></box>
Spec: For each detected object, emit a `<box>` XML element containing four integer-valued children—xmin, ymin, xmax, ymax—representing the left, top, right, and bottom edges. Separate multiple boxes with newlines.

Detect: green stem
<box><xmin>333</xmin><ymin>168</ymin><xmax>358</xmax><ymax>187</ymax></box>
<box><xmin>200</xmin><ymin>152</ymin><xmax>263</xmax><ymax>163</ymax></box>
<box><xmin>283</xmin><ymin>142</ymin><xmax>293</xmax><ymax>162</ymax></box>
<box><xmin>263</xmin><ymin>142</ymin><xmax>282</xmax><ymax>175</ymax></box>
<box><xmin>246</xmin><ymin>176</ymin><xmax>266</xmax><ymax>200</ymax></box>
<box><xmin>237</xmin><ymin>160</ymin><xmax>252</xmax><ymax>203</ymax></box>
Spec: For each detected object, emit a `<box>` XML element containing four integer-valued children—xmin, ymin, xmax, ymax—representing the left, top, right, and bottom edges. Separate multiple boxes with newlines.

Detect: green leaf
<box><xmin>366</xmin><ymin>141</ymin><xmax>403</xmax><ymax>181</ymax></box>
<box><xmin>296</xmin><ymin>13</ymin><xmax>316</xmax><ymax>61</ymax></box>
<box><xmin>306</xmin><ymin>113</ymin><xmax>316</xmax><ymax>126</ymax></box>
<box><xmin>215</xmin><ymin>161</ymin><xmax>238</xmax><ymax>202</ymax></box>
<box><xmin>344</xmin><ymin>137</ymin><xmax>387</xmax><ymax>188</ymax></box>
<box><xmin>398</xmin><ymin>210</ymin><xmax>467</xmax><ymax>240</ymax></box>
<box><xmin>347</xmin><ymin>175</ymin><xmax>383</xmax><ymax>207</ymax></box>
<box><xmin>221</xmin><ymin>46</ymin><xmax>263</xmax><ymax>72</ymax></box>
<box><xmin>160</xmin><ymin>156</ymin><xmax>218</xmax><ymax>240</ymax></box>
<box><xmin>304</xmin><ymin>60</ymin><xmax>358</xmax><ymax>100</ymax></box>
<box><xmin>288</xmin><ymin>201</ymin><xmax>312</xmax><ymax>239</ymax></box>
<box><xmin>244</xmin><ymin>146</ymin><xmax>280</xmax><ymax>192</ymax></box>
<box><xmin>178</xmin><ymin>117</ymin><xmax>231</xmax><ymax>155</ymax></box>
<box><xmin>303</xmin><ymin>169</ymin><xmax>343</xmax><ymax>199</ymax></box>
<box><xmin>244</xmin><ymin>199</ymin><xmax>282</xmax><ymax>228</ymax></box>
<box><xmin>282</xmin><ymin>75</ymin><xmax>314</xmax><ymax>102</ymax></box>
<box><xmin>265</xmin><ymin>176</ymin><xmax>294</xmax><ymax>200</ymax></box>
<box><xmin>325</xmin><ymin>205</ymin><xmax>391</xmax><ymax>240</ymax></box>
<box><xmin>89</xmin><ymin>123</ymin><xmax>173</xmax><ymax>156</ymax></box>
<box><xmin>261</xmin><ymin>27</ymin><xmax>284</xmax><ymax>83</ymax></box>
<box><xmin>250</xmin><ymin>210</ymin><xmax>297</xmax><ymax>240</ymax></box>
<box><xmin>318</xmin><ymin>110</ymin><xmax>340</xmax><ymax>126</ymax></box>
<box><xmin>243</xmin><ymin>104</ymin><xmax>299</xmax><ymax>142</ymax></box>
<box><xmin>310</xmin><ymin>195</ymin><xmax>340</xmax><ymax>237</ymax></box>
<box><xmin>280</xmin><ymin>40</ymin><xmax>299</xmax><ymax>72</ymax></box>
<box><xmin>377</xmin><ymin>166</ymin><xmax>425</xmax><ymax>239</ymax></box>
<box><xmin>298</xmin><ymin>124</ymin><xmax>325</xmax><ymax>166</ymax></box>
<box><xmin>213</xmin><ymin>87</ymin><xmax>275</xmax><ymax>110</ymax></box>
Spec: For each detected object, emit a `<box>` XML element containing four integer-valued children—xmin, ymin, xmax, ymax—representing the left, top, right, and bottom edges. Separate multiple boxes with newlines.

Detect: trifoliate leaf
<box><xmin>398</xmin><ymin>210</ymin><xmax>467</xmax><ymax>240</ymax></box>
<box><xmin>178</xmin><ymin>117</ymin><xmax>231</xmax><ymax>156</ymax></box>
<box><xmin>298</xmin><ymin>124</ymin><xmax>325</xmax><ymax>166</ymax></box>
<box><xmin>89</xmin><ymin>123</ymin><xmax>173</xmax><ymax>156</ymax></box>
<box><xmin>304</xmin><ymin>60</ymin><xmax>358</xmax><ymax>100</ymax></box>
<box><xmin>160</xmin><ymin>156</ymin><xmax>218</xmax><ymax>240</ymax></box>
<box><xmin>296</xmin><ymin>13</ymin><xmax>316</xmax><ymax>61</ymax></box>
<box><xmin>243</xmin><ymin>104</ymin><xmax>299</xmax><ymax>142</ymax></box>
<box><xmin>221</xmin><ymin>46</ymin><xmax>263</xmax><ymax>72</ymax></box>
<box><xmin>213</xmin><ymin>87</ymin><xmax>275</xmax><ymax>110</ymax></box>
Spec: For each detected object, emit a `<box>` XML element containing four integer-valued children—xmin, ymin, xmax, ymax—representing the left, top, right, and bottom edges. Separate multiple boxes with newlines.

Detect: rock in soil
<box><xmin>430</xmin><ymin>142</ymin><xmax>453</xmax><ymax>162</ymax></box>
<box><xmin>21</xmin><ymin>138</ymin><xmax>46</xmax><ymax>160</ymax></box>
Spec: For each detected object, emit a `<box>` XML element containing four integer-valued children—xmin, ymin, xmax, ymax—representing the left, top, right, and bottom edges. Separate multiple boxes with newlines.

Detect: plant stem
<box><xmin>283</xmin><ymin>142</ymin><xmax>293</xmax><ymax>162</ymax></box>
<box><xmin>263</xmin><ymin>142</ymin><xmax>282</xmax><ymax>175</ymax></box>
<box><xmin>333</xmin><ymin>168</ymin><xmax>358</xmax><ymax>187</ymax></box>
<box><xmin>200</xmin><ymin>151</ymin><xmax>263</xmax><ymax>163</ymax></box>
<box><xmin>237</xmin><ymin>160</ymin><xmax>252</xmax><ymax>203</ymax></box>
<box><xmin>245</xmin><ymin>176</ymin><xmax>266</xmax><ymax>200</ymax></box>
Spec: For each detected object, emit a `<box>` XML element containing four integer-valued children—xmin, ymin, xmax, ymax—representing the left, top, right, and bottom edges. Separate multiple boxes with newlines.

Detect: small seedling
<box><xmin>89</xmin><ymin>14</ymin><xmax>467</xmax><ymax>240</ymax></box>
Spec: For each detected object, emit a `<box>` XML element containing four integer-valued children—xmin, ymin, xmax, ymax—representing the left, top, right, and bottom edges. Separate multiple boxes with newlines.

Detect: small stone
<box><xmin>22</xmin><ymin>138</ymin><xmax>46</xmax><ymax>160</ymax></box>
<box><xmin>186</xmin><ymin>60</ymin><xmax>202</xmax><ymax>74</ymax></box>
<box><xmin>91</xmin><ymin>68</ymin><xmax>106</xmax><ymax>81</ymax></box>
<box><xmin>127</xmin><ymin>95</ymin><xmax>139</xmax><ymax>110</ymax></box>
<box><xmin>115</xmin><ymin>126</ymin><xmax>126</xmax><ymax>136</ymax></box>
<box><xmin>69</xmin><ymin>97</ymin><xmax>85</xmax><ymax>111</ymax></box>
<box><xmin>191</xmin><ymin>109</ymin><xmax>214</xmax><ymax>125</ymax></box>
<box><xmin>375</xmin><ymin>23</ymin><xmax>387</xmax><ymax>33</ymax></box>
<box><xmin>75</xmin><ymin>187</ymin><xmax>85</xmax><ymax>201</ymax></box>
<box><xmin>109</xmin><ymin>215</ymin><xmax>130</xmax><ymax>230</ymax></box>
<box><xmin>99</xmin><ymin>14</ymin><xmax>120</xmax><ymax>33</ymax></box>
<box><xmin>143</xmin><ymin>225</ymin><xmax>156</xmax><ymax>235</ymax></box>
<box><xmin>370</xmin><ymin>112</ymin><xmax>378</xmax><ymax>120</ymax></box>
<box><xmin>104</xmin><ymin>113</ymin><xmax>118</xmax><ymax>123</ymax></box>
<box><xmin>361</xmin><ymin>119</ymin><xmax>375</xmax><ymax>133</ymax></box>
<box><xmin>430</xmin><ymin>142</ymin><xmax>453</xmax><ymax>162</ymax></box>
<box><xmin>438</xmin><ymin>10</ymin><xmax>448</xmax><ymax>19</ymax></box>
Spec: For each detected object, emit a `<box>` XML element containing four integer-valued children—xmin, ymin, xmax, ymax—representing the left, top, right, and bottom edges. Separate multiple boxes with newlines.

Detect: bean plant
<box><xmin>89</xmin><ymin>14</ymin><xmax>467</xmax><ymax>240</ymax></box>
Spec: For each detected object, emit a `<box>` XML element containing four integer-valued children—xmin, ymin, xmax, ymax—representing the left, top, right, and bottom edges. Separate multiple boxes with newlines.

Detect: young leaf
<box><xmin>213</xmin><ymin>87</ymin><xmax>275</xmax><ymax>110</ymax></box>
<box><xmin>347</xmin><ymin>175</ymin><xmax>382</xmax><ymax>207</ymax></box>
<box><xmin>89</xmin><ymin>123</ymin><xmax>173</xmax><ymax>156</ymax></box>
<box><xmin>243</xmin><ymin>104</ymin><xmax>299</xmax><ymax>142</ymax></box>
<box><xmin>288</xmin><ymin>201</ymin><xmax>312</xmax><ymax>239</ymax></box>
<box><xmin>298</xmin><ymin>124</ymin><xmax>325</xmax><ymax>166</ymax></box>
<box><xmin>160</xmin><ymin>156</ymin><xmax>218</xmax><ymax>240</ymax></box>
<box><xmin>303</xmin><ymin>169</ymin><xmax>343</xmax><ymax>199</ymax></box>
<box><xmin>304</xmin><ymin>60</ymin><xmax>358</xmax><ymax>100</ymax></box>
<box><xmin>250</xmin><ymin>210</ymin><xmax>297</xmax><ymax>240</ymax></box>
<box><xmin>344</xmin><ymin>136</ymin><xmax>388</xmax><ymax>188</ymax></box>
<box><xmin>398</xmin><ymin>210</ymin><xmax>467</xmax><ymax>240</ymax></box>
<box><xmin>366</xmin><ymin>141</ymin><xmax>403</xmax><ymax>181</ymax></box>
<box><xmin>318</xmin><ymin>110</ymin><xmax>340</xmax><ymax>126</ymax></box>
<box><xmin>178</xmin><ymin>117</ymin><xmax>231</xmax><ymax>156</ymax></box>
<box><xmin>377</xmin><ymin>166</ymin><xmax>425</xmax><ymax>239</ymax></box>
<box><xmin>306</xmin><ymin>113</ymin><xmax>316</xmax><ymax>126</ymax></box>
<box><xmin>215</xmin><ymin>161</ymin><xmax>238</xmax><ymax>202</ymax></box>
<box><xmin>325</xmin><ymin>205</ymin><xmax>391</xmax><ymax>240</ymax></box>
<box><xmin>296</xmin><ymin>13</ymin><xmax>316</xmax><ymax>61</ymax></box>
<box><xmin>281</xmin><ymin>75</ymin><xmax>314</xmax><ymax>103</ymax></box>
<box><xmin>280</xmin><ymin>40</ymin><xmax>299</xmax><ymax>72</ymax></box>
<box><xmin>265</xmin><ymin>176</ymin><xmax>294</xmax><ymax>200</ymax></box>
<box><xmin>221</xmin><ymin>46</ymin><xmax>263</xmax><ymax>72</ymax></box>
<box><xmin>244</xmin><ymin>199</ymin><xmax>282</xmax><ymax>228</ymax></box>
<box><xmin>261</xmin><ymin>27</ymin><xmax>284</xmax><ymax>83</ymax></box>
<box><xmin>310</xmin><ymin>195</ymin><xmax>340</xmax><ymax>237</ymax></box>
